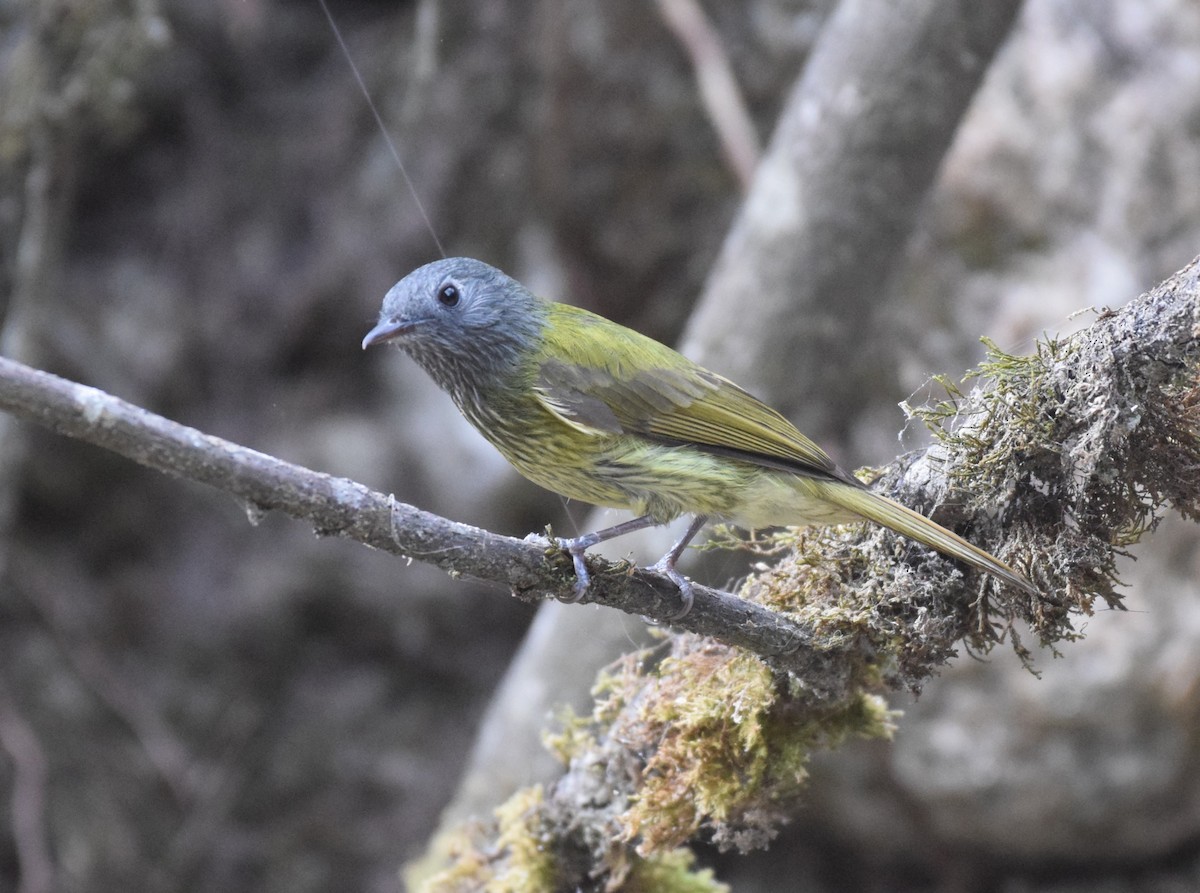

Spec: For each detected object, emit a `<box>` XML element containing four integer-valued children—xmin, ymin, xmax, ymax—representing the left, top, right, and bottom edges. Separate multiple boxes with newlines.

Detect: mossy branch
<box><xmin>409</xmin><ymin>259</ymin><xmax>1200</xmax><ymax>891</ymax></box>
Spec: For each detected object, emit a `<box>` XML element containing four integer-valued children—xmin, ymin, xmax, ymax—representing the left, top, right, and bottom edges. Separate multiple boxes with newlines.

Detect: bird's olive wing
<box><xmin>534</xmin><ymin>304</ymin><xmax>845</xmax><ymax>481</ymax></box>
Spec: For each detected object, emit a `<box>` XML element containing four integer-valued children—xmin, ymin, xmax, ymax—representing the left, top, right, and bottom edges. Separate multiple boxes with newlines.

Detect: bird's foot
<box><xmin>649</xmin><ymin>556</ymin><xmax>695</xmax><ymax>621</ymax></box>
<box><xmin>555</xmin><ymin>533</ymin><xmax>600</xmax><ymax>603</ymax></box>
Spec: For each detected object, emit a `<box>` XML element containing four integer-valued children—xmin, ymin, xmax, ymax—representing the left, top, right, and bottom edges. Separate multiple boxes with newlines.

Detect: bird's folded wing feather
<box><xmin>533</xmin><ymin>304</ymin><xmax>846</xmax><ymax>482</ymax></box>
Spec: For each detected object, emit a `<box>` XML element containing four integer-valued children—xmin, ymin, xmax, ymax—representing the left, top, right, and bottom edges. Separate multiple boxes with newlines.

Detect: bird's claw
<box><xmin>555</xmin><ymin>535</ymin><xmax>597</xmax><ymax>603</ymax></box>
<box><xmin>554</xmin><ymin>532</ymin><xmax>694</xmax><ymax>619</ymax></box>
<box><xmin>649</xmin><ymin>557</ymin><xmax>695</xmax><ymax>621</ymax></box>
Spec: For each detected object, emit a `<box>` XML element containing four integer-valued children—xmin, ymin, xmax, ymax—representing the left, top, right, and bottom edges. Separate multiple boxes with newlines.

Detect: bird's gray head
<box><xmin>362</xmin><ymin>257</ymin><xmax>546</xmax><ymax>396</ymax></box>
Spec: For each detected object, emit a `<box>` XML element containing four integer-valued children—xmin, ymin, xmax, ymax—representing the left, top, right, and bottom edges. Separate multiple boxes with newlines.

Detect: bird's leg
<box><xmin>649</xmin><ymin>515</ymin><xmax>709</xmax><ymax>620</ymax></box>
<box><xmin>556</xmin><ymin>514</ymin><xmax>662</xmax><ymax>602</ymax></box>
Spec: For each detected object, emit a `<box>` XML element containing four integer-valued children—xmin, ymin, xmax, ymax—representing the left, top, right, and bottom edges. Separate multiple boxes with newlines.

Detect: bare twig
<box><xmin>0</xmin><ymin>357</ymin><xmax>841</xmax><ymax>683</ymax></box>
<box><xmin>655</xmin><ymin>0</ymin><xmax>761</xmax><ymax>190</ymax></box>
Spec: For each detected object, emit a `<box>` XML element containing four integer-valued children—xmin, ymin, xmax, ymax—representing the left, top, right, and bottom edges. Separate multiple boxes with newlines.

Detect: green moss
<box><xmin>625</xmin><ymin>848</ymin><xmax>730</xmax><ymax>893</ymax></box>
<box><xmin>409</xmin><ymin>786</ymin><xmax>560</xmax><ymax>893</ymax></box>
<box><xmin>542</xmin><ymin>704</ymin><xmax>595</xmax><ymax>766</ymax></box>
<box><xmin>618</xmin><ymin>647</ymin><xmax>895</xmax><ymax>854</ymax></box>
<box><xmin>491</xmin><ymin>787</ymin><xmax>559</xmax><ymax>893</ymax></box>
<box><xmin>404</xmin><ymin>823</ymin><xmax>488</xmax><ymax>893</ymax></box>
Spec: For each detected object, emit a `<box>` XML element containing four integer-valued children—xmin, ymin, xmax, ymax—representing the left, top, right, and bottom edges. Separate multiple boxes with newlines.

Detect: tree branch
<box><xmin>0</xmin><ymin>356</ymin><xmax>840</xmax><ymax>681</ymax></box>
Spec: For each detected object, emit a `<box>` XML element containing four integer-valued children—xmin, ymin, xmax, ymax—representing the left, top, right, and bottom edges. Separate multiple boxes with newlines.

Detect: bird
<box><xmin>362</xmin><ymin>257</ymin><xmax>1037</xmax><ymax>616</ymax></box>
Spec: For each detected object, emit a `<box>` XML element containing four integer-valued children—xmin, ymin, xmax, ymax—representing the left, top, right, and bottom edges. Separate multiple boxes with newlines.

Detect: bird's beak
<box><xmin>362</xmin><ymin>318</ymin><xmax>418</xmax><ymax>350</ymax></box>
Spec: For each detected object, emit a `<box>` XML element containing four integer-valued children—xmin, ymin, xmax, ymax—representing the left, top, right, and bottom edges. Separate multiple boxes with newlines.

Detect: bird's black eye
<box><xmin>437</xmin><ymin>283</ymin><xmax>461</xmax><ymax>307</ymax></box>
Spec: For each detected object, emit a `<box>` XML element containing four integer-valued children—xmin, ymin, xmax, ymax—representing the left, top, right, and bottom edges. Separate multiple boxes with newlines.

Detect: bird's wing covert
<box><xmin>533</xmin><ymin>303</ymin><xmax>844</xmax><ymax>480</ymax></box>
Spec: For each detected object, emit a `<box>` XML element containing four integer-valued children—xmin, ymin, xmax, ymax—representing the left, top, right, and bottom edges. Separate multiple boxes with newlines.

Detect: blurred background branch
<box><xmin>655</xmin><ymin>0</ymin><xmax>762</xmax><ymax>191</ymax></box>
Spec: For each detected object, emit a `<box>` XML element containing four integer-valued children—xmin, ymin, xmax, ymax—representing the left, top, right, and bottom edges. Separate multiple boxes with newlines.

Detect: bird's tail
<box><xmin>819</xmin><ymin>482</ymin><xmax>1037</xmax><ymax>596</ymax></box>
